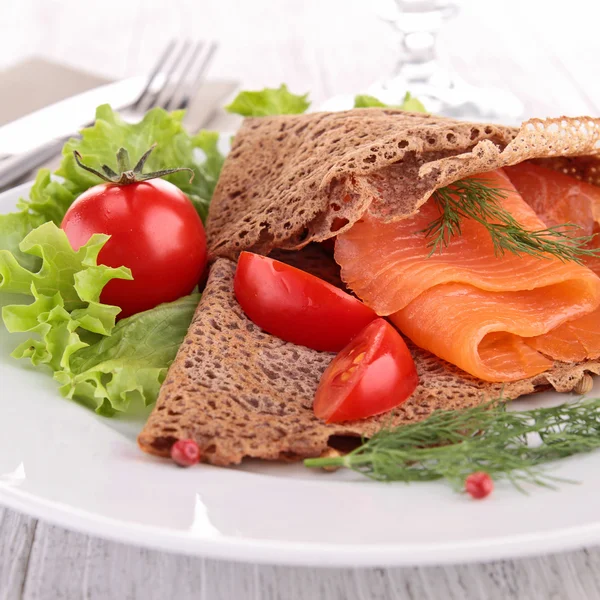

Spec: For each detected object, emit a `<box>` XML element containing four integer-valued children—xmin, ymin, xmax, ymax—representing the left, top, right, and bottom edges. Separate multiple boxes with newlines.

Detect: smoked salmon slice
<box><xmin>527</xmin><ymin>309</ymin><xmax>600</xmax><ymax>363</ymax></box>
<box><xmin>506</xmin><ymin>162</ymin><xmax>600</xmax><ymax>364</ymax></box>
<box><xmin>335</xmin><ymin>168</ymin><xmax>600</xmax><ymax>382</ymax></box>
<box><xmin>505</xmin><ymin>162</ymin><xmax>600</xmax><ymax>276</ymax></box>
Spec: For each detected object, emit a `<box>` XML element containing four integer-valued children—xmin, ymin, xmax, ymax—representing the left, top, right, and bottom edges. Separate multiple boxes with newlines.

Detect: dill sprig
<box><xmin>422</xmin><ymin>178</ymin><xmax>600</xmax><ymax>265</ymax></box>
<box><xmin>304</xmin><ymin>398</ymin><xmax>600</xmax><ymax>492</ymax></box>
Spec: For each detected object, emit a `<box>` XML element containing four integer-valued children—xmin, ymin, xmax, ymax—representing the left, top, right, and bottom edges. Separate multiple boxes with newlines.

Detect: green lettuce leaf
<box><xmin>17</xmin><ymin>104</ymin><xmax>224</xmax><ymax>224</ymax></box>
<box><xmin>225</xmin><ymin>84</ymin><xmax>310</xmax><ymax>117</ymax></box>
<box><xmin>0</xmin><ymin>211</ymin><xmax>45</xmax><ymax>270</ymax></box>
<box><xmin>399</xmin><ymin>92</ymin><xmax>427</xmax><ymax>113</ymax></box>
<box><xmin>1</xmin><ymin>221</ymin><xmax>130</xmax><ymax>375</ymax></box>
<box><xmin>354</xmin><ymin>92</ymin><xmax>427</xmax><ymax>113</ymax></box>
<box><xmin>5</xmin><ymin>286</ymin><xmax>95</xmax><ymax>372</ymax></box>
<box><xmin>55</xmin><ymin>294</ymin><xmax>200</xmax><ymax>415</ymax></box>
<box><xmin>18</xmin><ymin>168</ymin><xmax>79</xmax><ymax>226</ymax></box>
<box><xmin>192</xmin><ymin>130</ymin><xmax>227</xmax><ymax>220</ymax></box>
<box><xmin>353</xmin><ymin>94</ymin><xmax>388</xmax><ymax>108</ymax></box>
<box><xmin>0</xmin><ymin>221</ymin><xmax>130</xmax><ymax>307</ymax></box>
<box><xmin>1</xmin><ymin>221</ymin><xmax>199</xmax><ymax>416</ymax></box>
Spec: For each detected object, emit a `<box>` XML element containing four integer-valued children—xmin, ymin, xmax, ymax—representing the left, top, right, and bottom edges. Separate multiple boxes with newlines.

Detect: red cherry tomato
<box><xmin>313</xmin><ymin>318</ymin><xmax>418</xmax><ymax>423</ymax></box>
<box><xmin>62</xmin><ymin>178</ymin><xmax>207</xmax><ymax>319</ymax></box>
<box><xmin>234</xmin><ymin>252</ymin><xmax>377</xmax><ymax>352</ymax></box>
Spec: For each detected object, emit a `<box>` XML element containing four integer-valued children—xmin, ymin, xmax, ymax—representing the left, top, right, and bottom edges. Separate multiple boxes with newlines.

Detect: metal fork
<box><xmin>0</xmin><ymin>40</ymin><xmax>217</xmax><ymax>191</ymax></box>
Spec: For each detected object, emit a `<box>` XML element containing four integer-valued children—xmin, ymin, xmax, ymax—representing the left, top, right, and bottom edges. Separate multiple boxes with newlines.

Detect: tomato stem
<box><xmin>73</xmin><ymin>144</ymin><xmax>195</xmax><ymax>186</ymax></box>
<box><xmin>116</xmin><ymin>147</ymin><xmax>131</xmax><ymax>173</ymax></box>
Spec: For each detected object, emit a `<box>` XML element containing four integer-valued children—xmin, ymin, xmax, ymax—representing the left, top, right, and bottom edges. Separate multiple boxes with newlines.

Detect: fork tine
<box><xmin>148</xmin><ymin>40</ymin><xmax>192</xmax><ymax>113</ymax></box>
<box><xmin>131</xmin><ymin>40</ymin><xmax>176</xmax><ymax>112</ymax></box>
<box><xmin>164</xmin><ymin>41</ymin><xmax>205</xmax><ymax>113</ymax></box>
<box><xmin>175</xmin><ymin>42</ymin><xmax>218</xmax><ymax>112</ymax></box>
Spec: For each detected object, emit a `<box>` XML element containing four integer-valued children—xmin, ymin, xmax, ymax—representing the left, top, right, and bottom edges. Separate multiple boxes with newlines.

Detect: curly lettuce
<box><xmin>354</xmin><ymin>92</ymin><xmax>427</xmax><ymax>113</ymax></box>
<box><xmin>0</xmin><ymin>210</ymin><xmax>45</xmax><ymax>270</ymax></box>
<box><xmin>225</xmin><ymin>84</ymin><xmax>310</xmax><ymax>117</ymax></box>
<box><xmin>224</xmin><ymin>86</ymin><xmax>426</xmax><ymax>118</ymax></box>
<box><xmin>1</xmin><ymin>221</ymin><xmax>198</xmax><ymax>415</ymax></box>
<box><xmin>55</xmin><ymin>294</ymin><xmax>199</xmax><ymax>416</ymax></box>
<box><xmin>1</xmin><ymin>222</ymin><xmax>130</xmax><ymax>372</ymax></box>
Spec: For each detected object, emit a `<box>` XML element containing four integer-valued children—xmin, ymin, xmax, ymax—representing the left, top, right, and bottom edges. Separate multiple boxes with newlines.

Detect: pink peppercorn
<box><xmin>171</xmin><ymin>439</ymin><xmax>201</xmax><ymax>467</ymax></box>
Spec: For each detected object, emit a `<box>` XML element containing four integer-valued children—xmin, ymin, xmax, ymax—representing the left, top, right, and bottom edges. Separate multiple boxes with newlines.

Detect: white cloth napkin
<box><xmin>0</xmin><ymin>57</ymin><xmax>238</xmax><ymax>132</ymax></box>
<box><xmin>0</xmin><ymin>58</ymin><xmax>238</xmax><ymax>180</ymax></box>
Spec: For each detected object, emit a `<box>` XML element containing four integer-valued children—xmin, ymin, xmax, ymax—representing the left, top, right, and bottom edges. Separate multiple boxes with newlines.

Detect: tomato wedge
<box><xmin>313</xmin><ymin>319</ymin><xmax>418</xmax><ymax>423</ymax></box>
<box><xmin>234</xmin><ymin>252</ymin><xmax>377</xmax><ymax>352</ymax></box>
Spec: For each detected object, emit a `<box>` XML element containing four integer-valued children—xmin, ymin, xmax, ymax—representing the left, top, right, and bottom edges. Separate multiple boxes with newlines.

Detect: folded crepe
<box><xmin>138</xmin><ymin>109</ymin><xmax>600</xmax><ymax>465</ymax></box>
<box><xmin>207</xmin><ymin>109</ymin><xmax>600</xmax><ymax>256</ymax></box>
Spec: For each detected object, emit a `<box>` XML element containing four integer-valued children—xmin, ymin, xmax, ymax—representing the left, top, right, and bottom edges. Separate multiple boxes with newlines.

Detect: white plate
<box><xmin>2</xmin><ymin>182</ymin><xmax>600</xmax><ymax>568</ymax></box>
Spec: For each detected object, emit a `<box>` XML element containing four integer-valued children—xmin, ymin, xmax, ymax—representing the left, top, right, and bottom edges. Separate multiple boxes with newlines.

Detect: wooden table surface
<box><xmin>1</xmin><ymin>0</ymin><xmax>600</xmax><ymax>598</ymax></box>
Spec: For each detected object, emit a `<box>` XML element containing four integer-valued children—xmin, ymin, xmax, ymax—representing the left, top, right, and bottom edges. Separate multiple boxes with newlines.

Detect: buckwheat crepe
<box><xmin>138</xmin><ymin>109</ymin><xmax>600</xmax><ymax>465</ymax></box>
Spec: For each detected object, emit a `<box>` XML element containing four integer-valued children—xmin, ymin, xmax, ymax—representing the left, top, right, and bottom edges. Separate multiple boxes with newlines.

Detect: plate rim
<box><xmin>2</xmin><ymin>484</ymin><xmax>599</xmax><ymax>567</ymax></box>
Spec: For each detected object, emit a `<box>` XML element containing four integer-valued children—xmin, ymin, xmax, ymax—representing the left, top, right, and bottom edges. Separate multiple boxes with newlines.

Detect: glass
<box><xmin>369</xmin><ymin>0</ymin><xmax>524</xmax><ymax>123</ymax></box>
